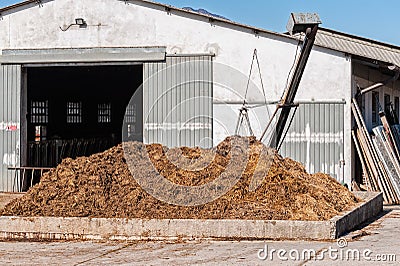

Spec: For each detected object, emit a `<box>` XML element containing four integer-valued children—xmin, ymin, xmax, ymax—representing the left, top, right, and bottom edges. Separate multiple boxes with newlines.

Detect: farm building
<box><xmin>1</xmin><ymin>0</ymin><xmax>400</xmax><ymax>193</ymax></box>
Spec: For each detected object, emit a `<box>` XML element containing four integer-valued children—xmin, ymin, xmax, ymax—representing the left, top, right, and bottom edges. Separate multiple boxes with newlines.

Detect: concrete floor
<box><xmin>0</xmin><ymin>207</ymin><xmax>398</xmax><ymax>265</ymax></box>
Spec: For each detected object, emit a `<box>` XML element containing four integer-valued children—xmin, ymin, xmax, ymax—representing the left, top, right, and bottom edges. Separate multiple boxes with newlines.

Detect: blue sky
<box><xmin>1</xmin><ymin>0</ymin><xmax>399</xmax><ymax>46</ymax></box>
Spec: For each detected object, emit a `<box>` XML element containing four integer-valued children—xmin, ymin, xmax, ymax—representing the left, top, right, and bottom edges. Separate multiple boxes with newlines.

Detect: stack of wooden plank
<box><xmin>351</xmin><ymin>98</ymin><xmax>400</xmax><ymax>204</ymax></box>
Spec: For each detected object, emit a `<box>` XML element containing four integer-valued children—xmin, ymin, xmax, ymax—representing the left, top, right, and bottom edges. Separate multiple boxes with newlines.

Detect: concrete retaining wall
<box><xmin>0</xmin><ymin>192</ymin><xmax>382</xmax><ymax>241</ymax></box>
<box><xmin>332</xmin><ymin>191</ymin><xmax>383</xmax><ymax>238</ymax></box>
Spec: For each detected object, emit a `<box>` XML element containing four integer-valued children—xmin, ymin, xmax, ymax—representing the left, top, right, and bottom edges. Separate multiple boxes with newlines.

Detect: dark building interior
<box><xmin>26</xmin><ymin>65</ymin><xmax>143</xmax><ymax>171</ymax></box>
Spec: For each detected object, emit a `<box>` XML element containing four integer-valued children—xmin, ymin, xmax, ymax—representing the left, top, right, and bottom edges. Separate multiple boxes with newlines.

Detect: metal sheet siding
<box><xmin>280</xmin><ymin>102</ymin><xmax>345</xmax><ymax>181</ymax></box>
<box><xmin>0</xmin><ymin>64</ymin><xmax>21</xmax><ymax>192</ymax></box>
<box><xmin>143</xmin><ymin>56</ymin><xmax>213</xmax><ymax>148</ymax></box>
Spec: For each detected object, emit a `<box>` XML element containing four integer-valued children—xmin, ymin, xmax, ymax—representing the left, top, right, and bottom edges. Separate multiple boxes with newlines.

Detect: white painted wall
<box><xmin>0</xmin><ymin>0</ymin><xmax>349</xmax><ymax>99</ymax></box>
<box><xmin>0</xmin><ymin>0</ymin><xmax>353</xmax><ymax>184</ymax></box>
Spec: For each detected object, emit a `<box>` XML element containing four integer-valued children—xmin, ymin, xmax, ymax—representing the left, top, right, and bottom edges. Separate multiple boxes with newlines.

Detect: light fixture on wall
<box><xmin>60</xmin><ymin>18</ymin><xmax>87</xmax><ymax>31</ymax></box>
<box><xmin>75</xmin><ymin>18</ymin><xmax>86</xmax><ymax>26</ymax></box>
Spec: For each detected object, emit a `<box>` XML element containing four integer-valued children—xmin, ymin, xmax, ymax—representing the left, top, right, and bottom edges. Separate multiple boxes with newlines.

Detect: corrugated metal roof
<box><xmin>2</xmin><ymin>1</ymin><xmax>400</xmax><ymax>66</ymax></box>
<box><xmin>316</xmin><ymin>28</ymin><xmax>400</xmax><ymax>66</ymax></box>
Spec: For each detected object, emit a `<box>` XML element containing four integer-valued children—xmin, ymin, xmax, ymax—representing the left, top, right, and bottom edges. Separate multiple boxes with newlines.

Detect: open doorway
<box><xmin>25</xmin><ymin>64</ymin><xmax>143</xmax><ymax>177</ymax></box>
